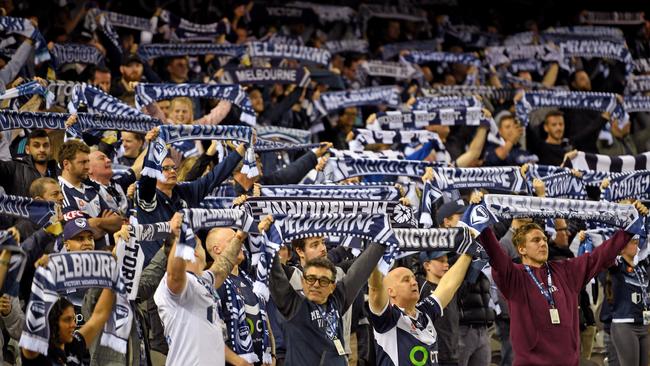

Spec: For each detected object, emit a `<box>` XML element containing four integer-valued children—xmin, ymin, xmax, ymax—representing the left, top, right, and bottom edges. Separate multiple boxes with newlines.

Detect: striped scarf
<box><xmin>247</xmin><ymin>42</ymin><xmax>331</xmax><ymax>66</ymax></box>
<box><xmin>564</xmin><ymin>151</ymin><xmax>650</xmax><ymax>173</ymax></box>
<box><xmin>0</xmin><ymin>80</ymin><xmax>53</xmax><ymax>109</ymax></box>
<box><xmin>137</xmin><ymin>43</ymin><xmax>247</xmax><ymax>61</ymax></box>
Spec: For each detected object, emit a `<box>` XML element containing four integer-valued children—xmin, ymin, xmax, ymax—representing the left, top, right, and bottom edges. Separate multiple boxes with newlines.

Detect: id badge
<box><xmin>643</xmin><ymin>311</ymin><xmax>650</xmax><ymax>326</ymax></box>
<box><xmin>549</xmin><ymin>308</ymin><xmax>561</xmax><ymax>324</ymax></box>
<box><xmin>333</xmin><ymin>338</ymin><xmax>346</xmax><ymax>356</ymax></box>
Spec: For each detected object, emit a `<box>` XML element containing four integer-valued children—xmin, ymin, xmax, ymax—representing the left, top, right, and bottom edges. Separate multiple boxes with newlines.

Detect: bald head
<box><xmin>206</xmin><ymin>227</ymin><xmax>244</xmax><ymax>265</ymax></box>
<box><xmin>384</xmin><ymin>267</ymin><xmax>419</xmax><ymax>307</ymax></box>
<box><xmin>88</xmin><ymin>150</ymin><xmax>112</xmax><ymax>183</ymax></box>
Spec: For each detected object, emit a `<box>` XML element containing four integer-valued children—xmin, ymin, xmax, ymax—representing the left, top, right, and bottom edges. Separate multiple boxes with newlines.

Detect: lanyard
<box><xmin>632</xmin><ymin>265</ymin><xmax>650</xmax><ymax>310</ymax></box>
<box><xmin>524</xmin><ymin>264</ymin><xmax>556</xmax><ymax>308</ymax></box>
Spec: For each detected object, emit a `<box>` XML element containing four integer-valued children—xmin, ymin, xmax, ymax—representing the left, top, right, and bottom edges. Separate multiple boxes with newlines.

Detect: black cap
<box><xmin>121</xmin><ymin>54</ymin><xmax>143</xmax><ymax>66</ymax></box>
<box><xmin>419</xmin><ymin>250</ymin><xmax>450</xmax><ymax>263</ymax></box>
<box><xmin>435</xmin><ymin>201</ymin><xmax>467</xmax><ymax>227</ymax></box>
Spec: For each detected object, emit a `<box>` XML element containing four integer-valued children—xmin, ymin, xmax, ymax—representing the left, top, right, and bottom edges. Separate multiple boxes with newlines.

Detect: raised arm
<box><xmin>455</xmin><ymin>125</ymin><xmax>488</xmax><ymax>167</ymax></box>
<box><xmin>194</xmin><ymin>100</ymin><xmax>232</xmax><ymax>125</ymax></box>
<box><xmin>432</xmin><ymin>254</ymin><xmax>472</xmax><ymax>308</ymax></box>
<box><xmin>340</xmin><ymin>242</ymin><xmax>386</xmax><ymax>312</ymax></box>
<box><xmin>368</xmin><ymin>268</ymin><xmax>389</xmax><ymax>314</ymax></box>
<box><xmin>207</xmin><ymin>230</ymin><xmax>247</xmax><ymax>288</ymax></box>
<box><xmin>78</xmin><ymin>288</ymin><xmax>115</xmax><ymax>347</ymax></box>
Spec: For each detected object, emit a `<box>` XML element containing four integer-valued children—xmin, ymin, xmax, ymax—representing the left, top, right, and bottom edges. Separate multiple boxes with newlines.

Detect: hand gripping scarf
<box><xmin>20</xmin><ymin>251</ymin><xmax>131</xmax><ymax>355</ymax></box>
<box><xmin>601</xmin><ymin>171</ymin><xmax>650</xmax><ymax>202</ymax></box>
<box><xmin>0</xmin><ymin>16</ymin><xmax>50</xmax><ymax>64</ymax></box>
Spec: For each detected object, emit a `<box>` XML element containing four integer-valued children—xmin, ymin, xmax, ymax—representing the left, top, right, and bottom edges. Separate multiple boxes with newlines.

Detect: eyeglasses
<box><xmin>162</xmin><ymin>166</ymin><xmax>177</xmax><ymax>172</ymax></box>
<box><xmin>303</xmin><ymin>275</ymin><xmax>335</xmax><ymax>287</ymax></box>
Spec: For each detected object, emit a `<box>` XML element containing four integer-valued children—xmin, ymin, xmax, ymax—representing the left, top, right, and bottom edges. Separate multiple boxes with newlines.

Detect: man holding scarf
<box><xmin>473</xmin><ymin>192</ymin><xmax>648</xmax><ymax>365</ymax></box>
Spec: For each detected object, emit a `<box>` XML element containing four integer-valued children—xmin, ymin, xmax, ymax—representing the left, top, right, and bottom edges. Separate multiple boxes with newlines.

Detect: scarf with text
<box><xmin>116</xmin><ymin>217</ymin><xmax>171</xmax><ymax>300</ymax></box>
<box><xmin>564</xmin><ymin>151</ymin><xmax>650</xmax><ymax>173</ymax></box>
<box><xmin>220</xmin><ymin>67</ymin><xmax>311</xmax><ymax>88</ymax></box>
<box><xmin>46</xmin><ymin>80</ymin><xmax>81</xmax><ymax>109</ymax></box>
<box><xmin>559</xmin><ymin>40</ymin><xmax>633</xmax><ymax>76</ymax></box>
<box><xmin>287</xmin><ymin>2</ymin><xmax>356</xmax><ymax>23</ymax></box>
<box><xmin>324</xmin><ymin>39</ymin><xmax>369</xmax><ymax>54</ymax></box>
<box><xmin>153</xmin><ymin>10</ymin><xmax>230</xmax><ymax>41</ymax></box>
<box><xmin>259</xmin><ymin>184</ymin><xmax>402</xmax><ymax>201</ymax></box>
<box><xmin>50</xmin><ymin>44</ymin><xmax>104</xmax><ymax>68</ymax></box>
<box><xmin>461</xmin><ymin>194</ymin><xmax>643</xmax><ymax>235</ymax></box>
<box><xmin>526</xmin><ymin>163</ymin><xmax>608</xmax><ymax>187</ymax></box>
<box><xmin>319</xmin><ymin>86</ymin><xmax>400</xmax><ymax>112</ymax></box>
<box><xmin>0</xmin><ymin>80</ymin><xmax>53</xmax><ymax>109</ymax></box>
<box><xmin>247</xmin><ymin>42</ymin><xmax>331</xmax><ymax>66</ymax></box>
<box><xmin>624</xmin><ymin>95</ymin><xmax>650</xmax><ymax>112</ymax></box>
<box><xmin>256</xmin><ymin>126</ymin><xmax>311</xmax><ymax>144</ymax></box>
<box><xmin>142</xmin><ymin>124</ymin><xmax>256</xmax><ymax>182</ymax></box>
<box><xmin>134</xmin><ymin>83</ymin><xmax>256</xmax><ymax>125</ymax></box>
<box><xmin>485</xmin><ymin>44</ymin><xmax>564</xmax><ymax>71</ymax></box>
<box><xmin>579</xmin><ymin>11</ymin><xmax>646</xmax><ymax>25</ymax></box>
<box><xmin>0</xmin><ymin>231</ymin><xmax>27</xmax><ymax>297</ymax></box>
<box><xmin>626</xmin><ymin>75</ymin><xmax>650</xmax><ymax>95</ymax></box>
<box><xmin>413</xmin><ymin>95</ymin><xmax>480</xmax><ymax>110</ymax></box>
<box><xmin>0</xmin><ymin>194</ymin><xmax>57</xmax><ymax>227</ymax></box>
<box><xmin>382</xmin><ymin>40</ymin><xmax>442</xmax><ymax>60</ymax></box>
<box><xmin>372</xmin><ymin>108</ymin><xmax>490</xmax><ymax>130</ymax></box>
<box><xmin>84</xmin><ymin>9</ymin><xmax>121</xmax><ymax>52</ymax></box>
<box><xmin>350</xmin><ymin>128</ymin><xmax>444</xmax><ymax>153</ymax></box>
<box><xmin>20</xmin><ymin>251</ymin><xmax>131</xmax><ymax>356</ymax></box>
<box><xmin>178</xmin><ymin>208</ymin><xmax>254</xmax><ymax>261</ymax></box>
<box><xmin>69</xmin><ymin>83</ymin><xmax>146</xmax><ymax>117</ymax></box>
<box><xmin>103</xmin><ymin>11</ymin><xmax>151</xmax><ymax>31</ymax></box>
<box><xmin>0</xmin><ymin>16</ymin><xmax>50</xmax><ymax>64</ymax></box>
<box><xmin>136</xmin><ymin>43</ymin><xmax>247</xmax><ymax>61</ymax></box>
<box><xmin>634</xmin><ymin>58</ymin><xmax>650</xmax><ymax>74</ymax></box>
<box><xmin>358</xmin><ymin>60</ymin><xmax>419</xmax><ymax>80</ymax></box>
<box><xmin>542</xmin><ymin>26</ymin><xmax>625</xmax><ymax>43</ymax></box>
<box><xmin>323</xmin><ymin>156</ymin><xmax>443</xmax><ymax>182</ymax></box>
<box><xmin>421</xmin><ymin>85</ymin><xmax>516</xmax><ymax>101</ymax></box>
<box><xmin>358</xmin><ymin>4</ymin><xmax>427</xmax><ymax>33</ymax></box>
<box><xmin>254</xmin><ymin>139</ymin><xmax>321</xmax><ymax>153</ymax></box>
<box><xmin>244</xmin><ymin>198</ymin><xmax>397</xmax><ymax>223</ymax></box>
<box><xmin>601</xmin><ymin>171</ymin><xmax>650</xmax><ymax>202</ymax></box>
<box><xmin>515</xmin><ymin>90</ymin><xmax>627</xmax><ymax>127</ymax></box>
<box><xmin>402</xmin><ymin>51</ymin><xmax>481</xmax><ymax>67</ymax></box>
<box><xmin>533</xmin><ymin>170</ymin><xmax>588</xmax><ymax>199</ymax></box>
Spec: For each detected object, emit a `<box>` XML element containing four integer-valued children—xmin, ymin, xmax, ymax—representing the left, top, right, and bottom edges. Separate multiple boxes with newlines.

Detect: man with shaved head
<box><xmin>367</xmin><ymin>248</ymin><xmax>474</xmax><ymax>365</ymax></box>
<box><xmin>206</xmin><ymin>227</ymin><xmax>273</xmax><ymax>366</ymax></box>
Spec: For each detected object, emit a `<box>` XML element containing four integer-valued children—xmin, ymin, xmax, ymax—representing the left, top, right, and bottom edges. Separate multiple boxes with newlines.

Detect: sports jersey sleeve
<box><xmin>416</xmin><ymin>294</ymin><xmax>443</xmax><ymax>321</ymax></box>
<box><xmin>135</xmin><ymin>176</ymin><xmax>158</xmax><ymax>212</ymax></box>
<box><xmin>368</xmin><ymin>302</ymin><xmax>401</xmax><ymax>333</ymax></box>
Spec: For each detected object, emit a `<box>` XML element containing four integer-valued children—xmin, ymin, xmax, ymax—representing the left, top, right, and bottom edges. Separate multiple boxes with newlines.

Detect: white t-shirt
<box><xmin>154</xmin><ymin>270</ymin><xmax>225</xmax><ymax>366</ymax></box>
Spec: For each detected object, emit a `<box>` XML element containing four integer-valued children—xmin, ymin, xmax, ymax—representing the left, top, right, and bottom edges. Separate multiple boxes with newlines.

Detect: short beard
<box><xmin>33</xmin><ymin>157</ymin><xmax>48</xmax><ymax>164</ymax></box>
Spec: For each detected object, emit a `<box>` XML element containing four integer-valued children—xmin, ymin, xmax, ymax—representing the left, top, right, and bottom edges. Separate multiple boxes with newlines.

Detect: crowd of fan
<box><xmin>0</xmin><ymin>1</ymin><xmax>648</xmax><ymax>366</ymax></box>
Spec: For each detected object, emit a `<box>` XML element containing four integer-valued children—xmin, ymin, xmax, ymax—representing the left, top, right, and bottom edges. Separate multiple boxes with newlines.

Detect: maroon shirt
<box><xmin>479</xmin><ymin>228</ymin><xmax>632</xmax><ymax>366</ymax></box>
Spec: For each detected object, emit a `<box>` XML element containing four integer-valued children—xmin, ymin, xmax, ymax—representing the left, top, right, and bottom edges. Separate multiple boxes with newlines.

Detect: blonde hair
<box><xmin>170</xmin><ymin>97</ymin><xmax>194</xmax><ymax>123</ymax></box>
<box><xmin>177</xmin><ymin>156</ymin><xmax>199</xmax><ymax>182</ymax></box>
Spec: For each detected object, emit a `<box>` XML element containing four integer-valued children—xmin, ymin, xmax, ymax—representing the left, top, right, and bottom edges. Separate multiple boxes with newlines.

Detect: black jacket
<box><xmin>457</xmin><ymin>272</ymin><xmax>496</xmax><ymax>326</ymax></box>
<box><xmin>0</xmin><ymin>156</ymin><xmax>60</xmax><ymax>197</ymax></box>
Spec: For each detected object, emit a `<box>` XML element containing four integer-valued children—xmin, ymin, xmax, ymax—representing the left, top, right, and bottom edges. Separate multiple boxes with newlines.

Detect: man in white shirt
<box><xmin>154</xmin><ymin>221</ymin><xmax>248</xmax><ymax>366</ymax></box>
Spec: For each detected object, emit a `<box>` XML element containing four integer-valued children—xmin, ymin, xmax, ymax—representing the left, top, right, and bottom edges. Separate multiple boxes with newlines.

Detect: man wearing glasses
<box><xmin>265</xmin><ymin>219</ymin><xmax>388</xmax><ymax>365</ymax></box>
<box><xmin>135</xmin><ymin>127</ymin><xmax>247</xmax><ymax>265</ymax></box>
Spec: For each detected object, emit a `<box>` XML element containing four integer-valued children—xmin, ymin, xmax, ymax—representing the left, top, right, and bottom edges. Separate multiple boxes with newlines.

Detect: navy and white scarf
<box><xmin>564</xmin><ymin>151</ymin><xmax>650</xmax><ymax>173</ymax></box>
<box><xmin>222</xmin><ymin>270</ymin><xmax>271</xmax><ymax>364</ymax></box>
<box><xmin>0</xmin><ymin>231</ymin><xmax>27</xmax><ymax>297</ymax></box>
<box><xmin>103</xmin><ymin>11</ymin><xmax>152</xmax><ymax>31</ymax></box>
<box><xmin>484</xmin><ymin>44</ymin><xmax>564</xmax><ymax>69</ymax></box>
<box><xmin>402</xmin><ymin>51</ymin><xmax>481</xmax><ymax>67</ymax></box>
<box><xmin>358</xmin><ymin>60</ymin><xmax>418</xmax><ymax>80</ymax></box>
<box><xmin>254</xmin><ymin>139</ymin><xmax>321</xmax><ymax>153</ymax></box>
<box><xmin>515</xmin><ymin>90</ymin><xmax>627</xmax><ymax>127</ymax></box>
<box><xmin>323</xmin><ymin>156</ymin><xmax>443</xmax><ymax>182</ymax></box>
<box><xmin>201</xmin><ymin>197</ymin><xmax>235</xmax><ymax>210</ymax></box>
<box><xmin>178</xmin><ymin>208</ymin><xmax>254</xmax><ymax>261</ymax></box>
<box><xmin>559</xmin><ymin>40</ymin><xmax>633</xmax><ymax>76</ymax></box>
<box><xmin>142</xmin><ymin>124</ymin><xmax>256</xmax><ymax>182</ymax></box>
<box><xmin>0</xmin><ymin>194</ymin><xmax>56</xmax><ymax>227</ymax></box>
<box><xmin>324</xmin><ymin>39</ymin><xmax>369</xmax><ymax>54</ymax></box>
<box><xmin>50</xmin><ymin>44</ymin><xmax>104</xmax><ymax>67</ymax></box>
<box><xmin>20</xmin><ymin>252</ymin><xmax>132</xmax><ymax>355</ymax></box>
<box><xmin>0</xmin><ymin>16</ymin><xmax>50</xmax><ymax>64</ymax></box>
<box><xmin>247</xmin><ymin>42</ymin><xmax>331</xmax><ymax>66</ymax></box>
<box><xmin>319</xmin><ymin>86</ymin><xmax>400</xmax><ymax>112</ymax></box>
<box><xmin>259</xmin><ymin>184</ymin><xmax>402</xmax><ymax>201</ymax></box>
<box><xmin>382</xmin><ymin>40</ymin><xmax>441</xmax><ymax>60</ymax></box>
<box><xmin>350</xmin><ymin>128</ymin><xmax>444</xmax><ymax>152</ymax></box>
<box><xmin>136</xmin><ymin>43</ymin><xmax>247</xmax><ymax>61</ymax></box>
<box><xmin>542</xmin><ymin>26</ymin><xmax>625</xmax><ymax>43</ymax></box>
<box><xmin>601</xmin><ymin>171</ymin><xmax>650</xmax><ymax>202</ymax></box>
<box><xmin>287</xmin><ymin>2</ymin><xmax>356</xmax><ymax>23</ymax></box>
<box><xmin>256</xmin><ymin>125</ymin><xmax>311</xmax><ymax>144</ymax></box>
<box><xmin>461</xmin><ymin>194</ymin><xmax>643</xmax><ymax>235</ymax></box>
<box><xmin>46</xmin><ymin>80</ymin><xmax>81</xmax><ymax>109</ymax></box>
<box><xmin>527</xmin><ymin>163</ymin><xmax>608</xmax><ymax>187</ymax></box>
<box><xmin>220</xmin><ymin>67</ymin><xmax>311</xmax><ymax>88</ymax></box>
<box><xmin>134</xmin><ymin>83</ymin><xmax>256</xmax><ymax>126</ymax></box>
<box><xmin>421</xmin><ymin>85</ymin><xmax>516</xmax><ymax>101</ymax></box>
<box><xmin>116</xmin><ymin>217</ymin><xmax>171</xmax><ymax>300</ymax></box>
<box><xmin>533</xmin><ymin>170</ymin><xmax>587</xmax><ymax>199</ymax></box>
<box><xmin>69</xmin><ymin>83</ymin><xmax>146</xmax><ymax>117</ymax></box>
<box><xmin>579</xmin><ymin>11</ymin><xmax>645</xmax><ymax>25</ymax></box>
<box><xmin>633</xmin><ymin>58</ymin><xmax>650</xmax><ymax>74</ymax></box>
<box><xmin>624</xmin><ymin>95</ymin><xmax>650</xmax><ymax>112</ymax></box>
<box><xmin>625</xmin><ymin>75</ymin><xmax>650</xmax><ymax>95</ymax></box>
<box><xmin>0</xmin><ymin>80</ymin><xmax>54</xmax><ymax>109</ymax></box>
<box><xmin>358</xmin><ymin>4</ymin><xmax>427</xmax><ymax>33</ymax></box>
<box><xmin>153</xmin><ymin>10</ymin><xmax>230</xmax><ymax>41</ymax></box>
<box><xmin>262</xmin><ymin>5</ymin><xmax>317</xmax><ymax>23</ymax></box>
<box><xmin>84</xmin><ymin>9</ymin><xmax>121</xmax><ymax>52</ymax></box>
<box><xmin>412</xmin><ymin>95</ymin><xmax>480</xmax><ymax>110</ymax></box>
<box><xmin>329</xmin><ymin>148</ymin><xmax>405</xmax><ymax>161</ymax></box>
